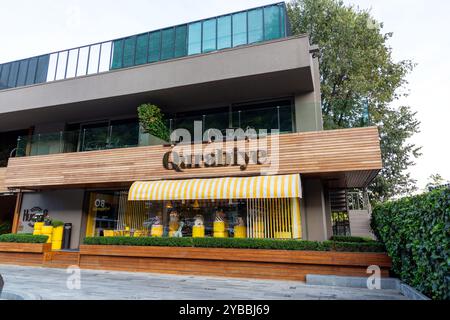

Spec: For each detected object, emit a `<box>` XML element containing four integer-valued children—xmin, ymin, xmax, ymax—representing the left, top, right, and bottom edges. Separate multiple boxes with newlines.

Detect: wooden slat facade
<box><xmin>0</xmin><ymin>167</ymin><xmax>7</xmax><ymax>193</ymax></box>
<box><xmin>79</xmin><ymin>245</ymin><xmax>391</xmax><ymax>281</ymax></box>
<box><xmin>4</xmin><ymin>127</ymin><xmax>382</xmax><ymax>190</ymax></box>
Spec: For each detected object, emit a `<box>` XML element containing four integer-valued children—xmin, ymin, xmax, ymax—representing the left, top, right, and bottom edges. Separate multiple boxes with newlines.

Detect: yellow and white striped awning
<box><xmin>128</xmin><ymin>174</ymin><xmax>301</xmax><ymax>201</ymax></box>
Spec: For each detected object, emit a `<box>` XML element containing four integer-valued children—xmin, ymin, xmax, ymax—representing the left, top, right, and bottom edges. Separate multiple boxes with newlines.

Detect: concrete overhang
<box><xmin>0</xmin><ymin>35</ymin><xmax>315</xmax><ymax>131</ymax></box>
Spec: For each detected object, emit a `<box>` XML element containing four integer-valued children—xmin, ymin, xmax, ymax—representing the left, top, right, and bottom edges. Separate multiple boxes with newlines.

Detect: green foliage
<box><xmin>51</xmin><ymin>220</ymin><xmax>65</xmax><ymax>228</ymax></box>
<box><xmin>83</xmin><ymin>236</ymin><xmax>384</xmax><ymax>252</ymax></box>
<box><xmin>330</xmin><ymin>235</ymin><xmax>375</xmax><ymax>243</ymax></box>
<box><xmin>0</xmin><ymin>221</ymin><xmax>11</xmax><ymax>235</ymax></box>
<box><xmin>287</xmin><ymin>0</ymin><xmax>421</xmax><ymax>202</ymax></box>
<box><xmin>372</xmin><ymin>188</ymin><xmax>450</xmax><ymax>300</ymax></box>
<box><xmin>137</xmin><ymin>103</ymin><xmax>170</xmax><ymax>142</ymax></box>
<box><xmin>0</xmin><ymin>233</ymin><xmax>49</xmax><ymax>243</ymax></box>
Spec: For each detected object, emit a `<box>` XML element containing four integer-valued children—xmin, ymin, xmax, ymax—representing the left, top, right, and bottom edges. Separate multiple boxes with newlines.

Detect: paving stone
<box><xmin>0</xmin><ymin>264</ymin><xmax>408</xmax><ymax>300</ymax></box>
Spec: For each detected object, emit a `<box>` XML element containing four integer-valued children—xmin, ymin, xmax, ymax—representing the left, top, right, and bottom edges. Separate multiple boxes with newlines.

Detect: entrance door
<box><xmin>0</xmin><ymin>195</ymin><xmax>17</xmax><ymax>234</ymax></box>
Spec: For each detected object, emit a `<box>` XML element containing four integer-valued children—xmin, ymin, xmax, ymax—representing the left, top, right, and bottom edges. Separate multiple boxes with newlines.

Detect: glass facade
<box><xmin>170</xmin><ymin>99</ymin><xmax>294</xmax><ymax>140</ymax></box>
<box><xmin>15</xmin><ymin>98</ymin><xmax>294</xmax><ymax>157</ymax></box>
<box><xmin>85</xmin><ymin>192</ymin><xmax>296</xmax><ymax>240</ymax></box>
<box><xmin>0</xmin><ymin>2</ymin><xmax>289</xmax><ymax>90</ymax></box>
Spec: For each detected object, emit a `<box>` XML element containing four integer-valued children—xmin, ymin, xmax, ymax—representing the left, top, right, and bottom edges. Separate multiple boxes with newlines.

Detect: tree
<box><xmin>287</xmin><ymin>0</ymin><xmax>421</xmax><ymax>201</ymax></box>
<box><xmin>425</xmin><ymin>174</ymin><xmax>448</xmax><ymax>191</ymax></box>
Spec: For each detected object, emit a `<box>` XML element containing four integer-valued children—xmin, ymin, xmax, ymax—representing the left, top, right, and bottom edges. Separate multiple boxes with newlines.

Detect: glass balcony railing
<box><xmin>15</xmin><ymin>123</ymin><xmax>167</xmax><ymax>157</ymax></box>
<box><xmin>0</xmin><ymin>2</ymin><xmax>290</xmax><ymax>91</ymax></box>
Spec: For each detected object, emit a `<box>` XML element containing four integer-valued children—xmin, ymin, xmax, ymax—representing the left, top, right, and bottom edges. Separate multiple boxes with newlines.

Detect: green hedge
<box><xmin>83</xmin><ymin>236</ymin><xmax>385</xmax><ymax>252</ymax></box>
<box><xmin>371</xmin><ymin>188</ymin><xmax>450</xmax><ymax>300</ymax></box>
<box><xmin>330</xmin><ymin>235</ymin><xmax>375</xmax><ymax>243</ymax></box>
<box><xmin>0</xmin><ymin>233</ymin><xmax>49</xmax><ymax>244</ymax></box>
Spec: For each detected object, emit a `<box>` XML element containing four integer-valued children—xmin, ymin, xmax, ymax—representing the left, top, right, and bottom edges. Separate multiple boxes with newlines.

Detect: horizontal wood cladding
<box><xmin>80</xmin><ymin>245</ymin><xmax>392</xmax><ymax>267</ymax></box>
<box><xmin>0</xmin><ymin>243</ymin><xmax>51</xmax><ymax>253</ymax></box>
<box><xmin>79</xmin><ymin>245</ymin><xmax>391</xmax><ymax>281</ymax></box>
<box><xmin>0</xmin><ymin>168</ymin><xmax>7</xmax><ymax>193</ymax></box>
<box><xmin>5</xmin><ymin>127</ymin><xmax>382</xmax><ymax>189</ymax></box>
<box><xmin>0</xmin><ymin>243</ymin><xmax>51</xmax><ymax>267</ymax></box>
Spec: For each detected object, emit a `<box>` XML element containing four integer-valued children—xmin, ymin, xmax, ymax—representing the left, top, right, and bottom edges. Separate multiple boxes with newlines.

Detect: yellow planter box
<box><xmin>151</xmin><ymin>225</ymin><xmax>164</xmax><ymax>237</ymax></box>
<box><xmin>192</xmin><ymin>226</ymin><xmax>205</xmax><ymax>238</ymax></box>
<box><xmin>213</xmin><ymin>221</ymin><xmax>226</xmax><ymax>233</ymax></box>
<box><xmin>52</xmin><ymin>226</ymin><xmax>64</xmax><ymax>241</ymax></box>
<box><xmin>41</xmin><ymin>226</ymin><xmax>53</xmax><ymax>243</ymax></box>
<box><xmin>234</xmin><ymin>226</ymin><xmax>247</xmax><ymax>238</ymax></box>
<box><xmin>51</xmin><ymin>241</ymin><xmax>62</xmax><ymax>250</ymax></box>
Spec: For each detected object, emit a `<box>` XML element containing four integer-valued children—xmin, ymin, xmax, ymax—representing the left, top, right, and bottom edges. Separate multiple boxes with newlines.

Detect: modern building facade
<box><xmin>0</xmin><ymin>2</ymin><xmax>382</xmax><ymax>249</ymax></box>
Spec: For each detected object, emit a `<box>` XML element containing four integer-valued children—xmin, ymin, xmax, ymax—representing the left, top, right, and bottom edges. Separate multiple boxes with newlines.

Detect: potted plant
<box><xmin>51</xmin><ymin>220</ymin><xmax>65</xmax><ymax>250</ymax></box>
<box><xmin>137</xmin><ymin>103</ymin><xmax>170</xmax><ymax>145</ymax></box>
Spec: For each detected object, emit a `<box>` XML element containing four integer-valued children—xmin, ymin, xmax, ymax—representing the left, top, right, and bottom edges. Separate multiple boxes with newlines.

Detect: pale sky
<box><xmin>0</xmin><ymin>0</ymin><xmax>448</xmax><ymax>190</ymax></box>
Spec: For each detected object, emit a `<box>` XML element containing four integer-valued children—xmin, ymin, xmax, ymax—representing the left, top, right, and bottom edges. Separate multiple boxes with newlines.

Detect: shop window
<box><xmin>84</xmin><ymin>191</ymin><xmax>300</xmax><ymax>240</ymax></box>
<box><xmin>188</xmin><ymin>22</ymin><xmax>202</xmax><ymax>55</ymax></box>
<box><xmin>217</xmin><ymin>15</ymin><xmax>232</xmax><ymax>50</ymax></box>
<box><xmin>135</xmin><ymin>33</ymin><xmax>149</xmax><ymax>65</ymax></box>
<box><xmin>148</xmin><ymin>31</ymin><xmax>162</xmax><ymax>63</ymax></box>
<box><xmin>202</xmin><ymin>18</ymin><xmax>217</xmax><ymax>53</ymax></box>
<box><xmin>248</xmin><ymin>8</ymin><xmax>264</xmax><ymax>44</ymax></box>
<box><xmin>232</xmin><ymin>12</ymin><xmax>247</xmax><ymax>47</ymax></box>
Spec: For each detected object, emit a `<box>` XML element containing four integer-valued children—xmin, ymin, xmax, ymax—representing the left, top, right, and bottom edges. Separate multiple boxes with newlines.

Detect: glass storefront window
<box><xmin>84</xmin><ymin>191</ymin><xmax>298</xmax><ymax>240</ymax></box>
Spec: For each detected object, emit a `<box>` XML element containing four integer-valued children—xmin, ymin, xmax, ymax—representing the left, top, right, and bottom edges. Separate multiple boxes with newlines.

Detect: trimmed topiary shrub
<box><xmin>330</xmin><ymin>235</ymin><xmax>375</xmax><ymax>243</ymax></box>
<box><xmin>371</xmin><ymin>188</ymin><xmax>450</xmax><ymax>300</ymax></box>
<box><xmin>0</xmin><ymin>233</ymin><xmax>49</xmax><ymax>244</ymax></box>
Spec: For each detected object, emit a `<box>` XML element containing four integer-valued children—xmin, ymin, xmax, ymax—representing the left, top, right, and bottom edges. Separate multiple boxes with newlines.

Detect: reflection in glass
<box><xmin>7</xmin><ymin>61</ymin><xmax>19</xmax><ymax>87</ymax></box>
<box><xmin>148</xmin><ymin>31</ymin><xmax>162</xmax><ymax>63</ymax></box>
<box><xmin>16</xmin><ymin>60</ymin><xmax>29</xmax><ymax>86</ymax></box>
<box><xmin>76</xmin><ymin>47</ymin><xmax>90</xmax><ymax>76</ymax></box>
<box><xmin>217</xmin><ymin>15</ymin><xmax>232</xmax><ymax>50</ymax></box>
<box><xmin>202</xmin><ymin>18</ymin><xmax>217</xmax><ymax>53</ymax></box>
<box><xmin>175</xmin><ymin>25</ymin><xmax>187</xmax><ymax>58</ymax></box>
<box><xmin>122</xmin><ymin>36</ymin><xmax>136</xmax><ymax>68</ymax></box>
<box><xmin>25</xmin><ymin>57</ymin><xmax>38</xmax><ymax>85</ymax></box>
<box><xmin>232</xmin><ymin>12</ymin><xmax>247</xmax><ymax>47</ymax></box>
<box><xmin>99</xmin><ymin>42</ymin><xmax>112</xmax><ymax>72</ymax></box>
<box><xmin>80</xmin><ymin>122</ymin><xmax>109</xmax><ymax>152</ymax></box>
<box><xmin>55</xmin><ymin>51</ymin><xmax>68</xmax><ymax>80</ymax></box>
<box><xmin>135</xmin><ymin>34</ymin><xmax>149</xmax><ymax>65</ymax></box>
<box><xmin>46</xmin><ymin>53</ymin><xmax>58</xmax><ymax>81</ymax></box>
<box><xmin>66</xmin><ymin>49</ymin><xmax>79</xmax><ymax>78</ymax></box>
<box><xmin>188</xmin><ymin>22</ymin><xmax>202</xmax><ymax>55</ymax></box>
<box><xmin>161</xmin><ymin>28</ymin><xmax>175</xmax><ymax>60</ymax></box>
<box><xmin>35</xmin><ymin>55</ymin><xmax>50</xmax><ymax>83</ymax></box>
<box><xmin>111</xmin><ymin>40</ymin><xmax>124</xmax><ymax>69</ymax></box>
<box><xmin>248</xmin><ymin>8</ymin><xmax>263</xmax><ymax>44</ymax></box>
<box><xmin>87</xmin><ymin>44</ymin><xmax>101</xmax><ymax>74</ymax></box>
<box><xmin>264</xmin><ymin>5</ymin><xmax>281</xmax><ymax>40</ymax></box>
